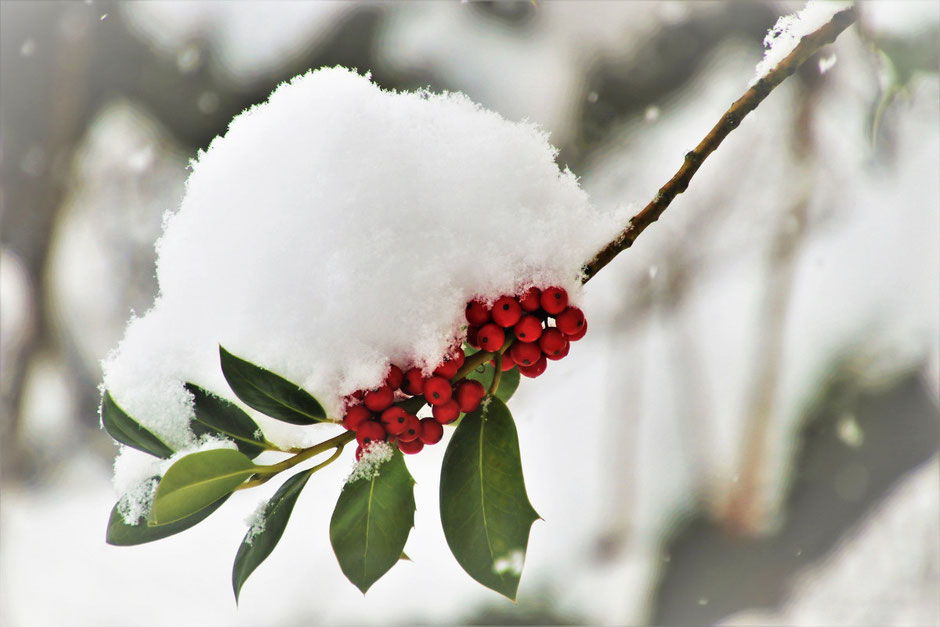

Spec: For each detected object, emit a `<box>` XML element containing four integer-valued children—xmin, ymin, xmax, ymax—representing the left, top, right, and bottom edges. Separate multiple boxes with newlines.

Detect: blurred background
<box><xmin>1</xmin><ymin>1</ymin><xmax>938</xmax><ymax>625</ymax></box>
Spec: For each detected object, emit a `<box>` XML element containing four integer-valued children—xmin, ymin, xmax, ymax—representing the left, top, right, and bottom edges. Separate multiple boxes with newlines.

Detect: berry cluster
<box><xmin>466</xmin><ymin>286</ymin><xmax>586</xmax><ymax>378</ymax></box>
<box><xmin>341</xmin><ymin>285</ymin><xmax>586</xmax><ymax>458</ymax></box>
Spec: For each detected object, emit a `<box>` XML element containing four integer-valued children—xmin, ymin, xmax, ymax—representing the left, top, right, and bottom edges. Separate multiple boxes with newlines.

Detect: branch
<box><xmin>581</xmin><ymin>5</ymin><xmax>857</xmax><ymax>283</ymax></box>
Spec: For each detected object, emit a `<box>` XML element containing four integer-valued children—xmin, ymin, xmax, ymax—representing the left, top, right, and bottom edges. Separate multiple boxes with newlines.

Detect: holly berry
<box><xmin>398</xmin><ymin>414</ymin><xmax>422</xmax><ymax>442</ymax></box>
<box><xmin>465</xmin><ymin>299</ymin><xmax>490</xmax><ymax>326</ymax></box>
<box><xmin>380</xmin><ymin>406</ymin><xmax>408</xmax><ymax>435</ymax></box>
<box><xmin>518</xmin><ymin>355</ymin><xmax>548</xmax><ymax>378</ymax></box>
<box><xmin>491</xmin><ymin>296</ymin><xmax>522</xmax><ymax>328</ymax></box>
<box><xmin>477</xmin><ymin>323</ymin><xmax>506</xmax><ymax>352</ymax></box>
<box><xmin>566</xmin><ymin>318</ymin><xmax>588</xmax><ymax>341</ymax></box>
<box><xmin>510</xmin><ymin>341</ymin><xmax>542</xmax><ymax>368</ymax></box>
<box><xmin>419</xmin><ymin>418</ymin><xmax>444</xmax><ymax>445</ymax></box>
<box><xmin>356</xmin><ymin>420</ymin><xmax>386</xmax><ymax>446</ymax></box>
<box><xmin>540</xmin><ymin>286</ymin><xmax>568</xmax><ymax>315</ymax></box>
<box><xmin>513</xmin><ymin>315</ymin><xmax>543</xmax><ymax>343</ymax></box>
<box><xmin>385</xmin><ymin>365</ymin><xmax>404</xmax><ymax>390</ymax></box>
<box><xmin>424</xmin><ymin>376</ymin><xmax>453</xmax><ymax>406</ymax></box>
<box><xmin>364</xmin><ymin>385</ymin><xmax>394</xmax><ymax>412</ymax></box>
<box><xmin>466</xmin><ymin>325</ymin><xmax>481</xmax><ymax>348</ymax></box>
<box><xmin>454</xmin><ymin>379</ymin><xmax>486</xmax><ymax>413</ymax></box>
<box><xmin>432</xmin><ymin>399</ymin><xmax>460</xmax><ymax>424</ymax></box>
<box><xmin>401</xmin><ymin>368</ymin><xmax>425</xmax><ymax>395</ymax></box>
<box><xmin>538</xmin><ymin>327</ymin><xmax>569</xmax><ymax>360</ymax></box>
<box><xmin>398</xmin><ymin>438</ymin><xmax>424</xmax><ymax>455</ymax></box>
<box><xmin>434</xmin><ymin>358</ymin><xmax>459</xmax><ymax>379</ymax></box>
<box><xmin>554</xmin><ymin>306</ymin><xmax>585</xmax><ymax>337</ymax></box>
<box><xmin>518</xmin><ymin>286</ymin><xmax>541</xmax><ymax>312</ymax></box>
<box><xmin>343</xmin><ymin>405</ymin><xmax>372</xmax><ymax>431</ymax></box>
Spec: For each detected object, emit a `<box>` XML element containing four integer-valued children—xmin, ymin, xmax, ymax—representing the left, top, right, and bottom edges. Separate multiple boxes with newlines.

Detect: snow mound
<box><xmin>101</xmin><ymin>66</ymin><xmax>628</xmax><ymax>449</ymax></box>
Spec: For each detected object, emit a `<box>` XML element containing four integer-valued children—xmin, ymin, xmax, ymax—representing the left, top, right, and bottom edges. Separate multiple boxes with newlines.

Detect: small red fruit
<box><xmin>567</xmin><ymin>318</ymin><xmax>588</xmax><ymax>341</ymax></box>
<box><xmin>465</xmin><ymin>300</ymin><xmax>490</xmax><ymax>326</ymax></box>
<box><xmin>513</xmin><ymin>315</ymin><xmax>543</xmax><ymax>343</ymax></box>
<box><xmin>380</xmin><ymin>406</ymin><xmax>408</xmax><ymax>435</ymax></box>
<box><xmin>385</xmin><ymin>365</ymin><xmax>404</xmax><ymax>390</ymax></box>
<box><xmin>466</xmin><ymin>325</ymin><xmax>481</xmax><ymax>348</ymax></box>
<box><xmin>510</xmin><ymin>341</ymin><xmax>542</xmax><ymax>367</ymax></box>
<box><xmin>518</xmin><ymin>355</ymin><xmax>548</xmax><ymax>378</ymax></box>
<box><xmin>364</xmin><ymin>385</ymin><xmax>394</xmax><ymax>412</ymax></box>
<box><xmin>401</xmin><ymin>368</ymin><xmax>425</xmax><ymax>395</ymax></box>
<box><xmin>518</xmin><ymin>286</ymin><xmax>541</xmax><ymax>312</ymax></box>
<box><xmin>555</xmin><ymin>306</ymin><xmax>585</xmax><ymax>336</ymax></box>
<box><xmin>454</xmin><ymin>379</ymin><xmax>486</xmax><ymax>413</ymax></box>
<box><xmin>419</xmin><ymin>418</ymin><xmax>444</xmax><ymax>445</ymax></box>
<box><xmin>423</xmin><ymin>376</ymin><xmax>453</xmax><ymax>406</ymax></box>
<box><xmin>356</xmin><ymin>420</ymin><xmax>386</xmax><ymax>446</ymax></box>
<box><xmin>434</xmin><ymin>358</ymin><xmax>459</xmax><ymax>379</ymax></box>
<box><xmin>477</xmin><ymin>323</ymin><xmax>506</xmax><ymax>352</ymax></box>
<box><xmin>538</xmin><ymin>327</ymin><xmax>569</xmax><ymax>359</ymax></box>
<box><xmin>343</xmin><ymin>405</ymin><xmax>372</xmax><ymax>431</ymax></box>
<box><xmin>491</xmin><ymin>296</ymin><xmax>522</xmax><ymax>328</ymax></box>
<box><xmin>432</xmin><ymin>399</ymin><xmax>460</xmax><ymax>424</ymax></box>
<box><xmin>398</xmin><ymin>414</ymin><xmax>422</xmax><ymax>442</ymax></box>
<box><xmin>540</xmin><ymin>286</ymin><xmax>568</xmax><ymax>314</ymax></box>
<box><xmin>398</xmin><ymin>438</ymin><xmax>424</xmax><ymax>455</ymax></box>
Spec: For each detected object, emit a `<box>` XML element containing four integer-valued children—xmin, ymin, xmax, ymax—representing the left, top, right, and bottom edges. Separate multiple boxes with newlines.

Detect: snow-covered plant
<box><xmin>100</xmin><ymin>3</ymin><xmax>857</xmax><ymax>603</ymax></box>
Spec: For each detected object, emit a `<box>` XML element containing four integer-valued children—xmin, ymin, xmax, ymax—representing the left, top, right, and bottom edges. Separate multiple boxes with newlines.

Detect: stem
<box><xmin>580</xmin><ymin>5</ymin><xmax>857</xmax><ymax>283</ymax></box>
<box><xmin>257</xmin><ymin>430</ymin><xmax>355</xmax><ymax>476</ymax></box>
<box><xmin>489</xmin><ymin>354</ymin><xmax>503</xmax><ymax>396</ymax></box>
<box><xmin>453</xmin><ymin>349</ymin><xmax>494</xmax><ymax>381</ymax></box>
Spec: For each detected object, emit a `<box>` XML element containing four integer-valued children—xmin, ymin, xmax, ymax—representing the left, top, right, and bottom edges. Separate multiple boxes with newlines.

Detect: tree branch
<box><xmin>581</xmin><ymin>5</ymin><xmax>857</xmax><ymax>283</ymax></box>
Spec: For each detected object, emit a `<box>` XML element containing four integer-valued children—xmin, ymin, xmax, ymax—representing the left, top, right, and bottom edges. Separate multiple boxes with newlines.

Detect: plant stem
<box><xmin>489</xmin><ymin>354</ymin><xmax>503</xmax><ymax>396</ymax></box>
<box><xmin>580</xmin><ymin>5</ymin><xmax>857</xmax><ymax>283</ymax></box>
<box><xmin>257</xmin><ymin>430</ymin><xmax>355</xmax><ymax>476</ymax></box>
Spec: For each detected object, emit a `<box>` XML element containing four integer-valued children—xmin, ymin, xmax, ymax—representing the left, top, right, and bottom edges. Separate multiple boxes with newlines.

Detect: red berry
<box><xmin>419</xmin><ymin>418</ymin><xmax>444</xmax><ymax>445</ymax></box>
<box><xmin>465</xmin><ymin>299</ymin><xmax>490</xmax><ymax>325</ymax></box>
<box><xmin>355</xmin><ymin>445</ymin><xmax>364</xmax><ymax>461</ymax></box>
<box><xmin>513</xmin><ymin>315</ymin><xmax>543</xmax><ymax>343</ymax></box>
<box><xmin>518</xmin><ymin>355</ymin><xmax>548</xmax><ymax>378</ymax></box>
<box><xmin>343</xmin><ymin>405</ymin><xmax>372</xmax><ymax>431</ymax></box>
<box><xmin>518</xmin><ymin>286</ymin><xmax>541</xmax><ymax>312</ymax></box>
<box><xmin>401</xmin><ymin>368</ymin><xmax>425</xmax><ymax>395</ymax></box>
<box><xmin>385</xmin><ymin>365</ymin><xmax>404</xmax><ymax>390</ymax></box>
<box><xmin>477</xmin><ymin>323</ymin><xmax>506</xmax><ymax>352</ymax></box>
<box><xmin>538</xmin><ymin>327</ymin><xmax>569</xmax><ymax>360</ymax></box>
<box><xmin>398</xmin><ymin>438</ymin><xmax>424</xmax><ymax>455</ymax></box>
<box><xmin>510</xmin><ymin>341</ymin><xmax>542</xmax><ymax>367</ymax></box>
<box><xmin>398</xmin><ymin>414</ymin><xmax>422</xmax><ymax>442</ymax></box>
<box><xmin>380</xmin><ymin>406</ymin><xmax>408</xmax><ymax>435</ymax></box>
<box><xmin>540</xmin><ymin>286</ymin><xmax>568</xmax><ymax>314</ymax></box>
<box><xmin>356</xmin><ymin>420</ymin><xmax>386</xmax><ymax>446</ymax></box>
<box><xmin>554</xmin><ymin>306</ymin><xmax>585</xmax><ymax>336</ymax></box>
<box><xmin>364</xmin><ymin>385</ymin><xmax>394</xmax><ymax>412</ymax></box>
<box><xmin>567</xmin><ymin>318</ymin><xmax>588</xmax><ymax>341</ymax></box>
<box><xmin>424</xmin><ymin>376</ymin><xmax>453</xmax><ymax>406</ymax></box>
<box><xmin>491</xmin><ymin>296</ymin><xmax>522</xmax><ymax>328</ymax></box>
<box><xmin>432</xmin><ymin>399</ymin><xmax>460</xmax><ymax>424</ymax></box>
<box><xmin>498</xmin><ymin>352</ymin><xmax>516</xmax><ymax>371</ymax></box>
<box><xmin>434</xmin><ymin>358</ymin><xmax>459</xmax><ymax>379</ymax></box>
<box><xmin>351</xmin><ymin>389</ymin><xmax>366</xmax><ymax>401</ymax></box>
<box><xmin>466</xmin><ymin>325</ymin><xmax>481</xmax><ymax>348</ymax></box>
<box><xmin>454</xmin><ymin>379</ymin><xmax>486</xmax><ymax>413</ymax></box>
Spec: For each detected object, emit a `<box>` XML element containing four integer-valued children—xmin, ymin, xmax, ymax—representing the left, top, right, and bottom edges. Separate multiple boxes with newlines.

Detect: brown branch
<box><xmin>581</xmin><ymin>5</ymin><xmax>857</xmax><ymax>283</ymax></box>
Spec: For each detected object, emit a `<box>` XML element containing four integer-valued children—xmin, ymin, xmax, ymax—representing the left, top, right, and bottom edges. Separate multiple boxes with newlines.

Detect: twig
<box><xmin>581</xmin><ymin>5</ymin><xmax>857</xmax><ymax>283</ymax></box>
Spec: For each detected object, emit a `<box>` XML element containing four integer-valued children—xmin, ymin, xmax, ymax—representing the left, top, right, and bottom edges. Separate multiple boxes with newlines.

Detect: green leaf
<box><xmin>106</xmin><ymin>480</ymin><xmax>229</xmax><ymax>546</ymax></box>
<box><xmin>330</xmin><ymin>450</ymin><xmax>416</xmax><ymax>593</ymax></box>
<box><xmin>153</xmin><ymin>449</ymin><xmax>257</xmax><ymax>525</ymax></box>
<box><xmin>440</xmin><ymin>397</ymin><xmax>539</xmax><ymax>601</ymax></box>
<box><xmin>232</xmin><ymin>468</ymin><xmax>313</xmax><ymax>601</ymax></box>
<box><xmin>100</xmin><ymin>392</ymin><xmax>174</xmax><ymax>458</ymax></box>
<box><xmin>466</xmin><ymin>362</ymin><xmax>520</xmax><ymax>403</ymax></box>
<box><xmin>186</xmin><ymin>383</ymin><xmax>268</xmax><ymax>458</ymax></box>
<box><xmin>219</xmin><ymin>346</ymin><xmax>326</xmax><ymax>425</ymax></box>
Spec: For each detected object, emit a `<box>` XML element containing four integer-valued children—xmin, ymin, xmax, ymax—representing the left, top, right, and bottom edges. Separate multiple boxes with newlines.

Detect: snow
<box><xmin>753</xmin><ymin>1</ymin><xmax>853</xmax><ymax>84</ymax></box>
<box><xmin>101</xmin><ymin>66</ymin><xmax>627</xmax><ymax>455</ymax></box>
<box><xmin>345</xmin><ymin>441</ymin><xmax>394</xmax><ymax>484</ymax></box>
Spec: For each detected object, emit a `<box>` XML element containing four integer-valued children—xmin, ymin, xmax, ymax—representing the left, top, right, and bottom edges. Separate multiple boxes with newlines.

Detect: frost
<box><xmin>492</xmin><ymin>549</ymin><xmax>525</xmax><ymax>576</ymax></box>
<box><xmin>752</xmin><ymin>1</ymin><xmax>853</xmax><ymax>84</ymax></box>
<box><xmin>243</xmin><ymin>500</ymin><xmax>268</xmax><ymax>545</ymax></box>
<box><xmin>346</xmin><ymin>441</ymin><xmax>394</xmax><ymax>484</ymax></box>
<box><xmin>101</xmin><ymin>66</ymin><xmax>628</xmax><ymax>450</ymax></box>
<box><xmin>116</xmin><ymin>477</ymin><xmax>158</xmax><ymax>525</ymax></box>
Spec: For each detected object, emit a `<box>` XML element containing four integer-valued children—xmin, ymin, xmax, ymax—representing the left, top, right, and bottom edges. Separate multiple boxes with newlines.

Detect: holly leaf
<box><xmin>330</xmin><ymin>450</ymin><xmax>416</xmax><ymax>593</ymax></box>
<box><xmin>100</xmin><ymin>392</ymin><xmax>174</xmax><ymax>458</ymax></box>
<box><xmin>232</xmin><ymin>468</ymin><xmax>313</xmax><ymax>601</ymax></box>
<box><xmin>219</xmin><ymin>346</ymin><xmax>326</xmax><ymax>425</ymax></box>
<box><xmin>152</xmin><ymin>449</ymin><xmax>257</xmax><ymax>525</ymax></box>
<box><xmin>186</xmin><ymin>383</ymin><xmax>268</xmax><ymax>458</ymax></box>
<box><xmin>466</xmin><ymin>362</ymin><xmax>520</xmax><ymax>403</ymax></box>
<box><xmin>439</xmin><ymin>397</ymin><xmax>539</xmax><ymax>601</ymax></box>
<box><xmin>106</xmin><ymin>481</ymin><xmax>229</xmax><ymax>546</ymax></box>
